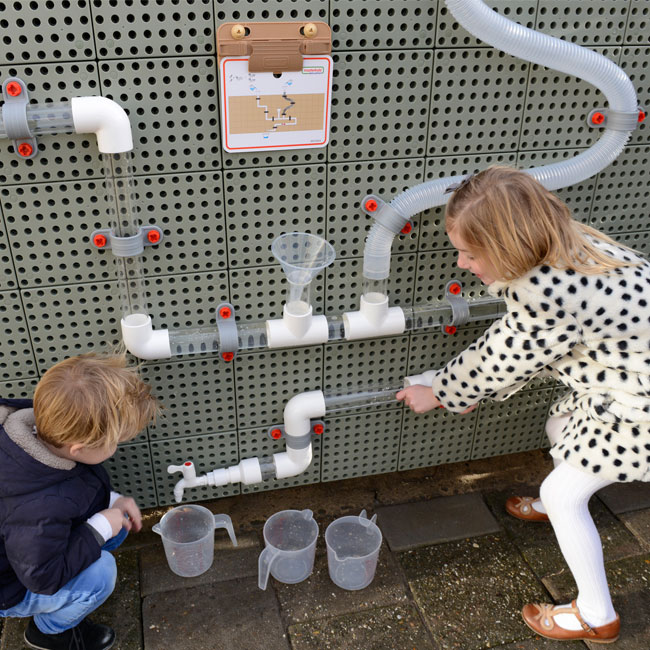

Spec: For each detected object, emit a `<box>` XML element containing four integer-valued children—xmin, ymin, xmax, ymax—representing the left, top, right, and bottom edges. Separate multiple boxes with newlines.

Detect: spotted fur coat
<box><xmin>430</xmin><ymin>240</ymin><xmax>650</xmax><ymax>483</ymax></box>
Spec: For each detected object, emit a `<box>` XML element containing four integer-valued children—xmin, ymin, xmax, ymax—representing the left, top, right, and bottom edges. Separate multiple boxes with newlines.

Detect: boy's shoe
<box><xmin>522</xmin><ymin>601</ymin><xmax>620</xmax><ymax>643</ymax></box>
<box><xmin>24</xmin><ymin>617</ymin><xmax>115</xmax><ymax>650</ymax></box>
<box><xmin>505</xmin><ymin>496</ymin><xmax>550</xmax><ymax>522</ymax></box>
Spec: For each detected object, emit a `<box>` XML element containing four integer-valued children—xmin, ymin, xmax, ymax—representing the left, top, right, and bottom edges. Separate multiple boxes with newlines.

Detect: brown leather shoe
<box><xmin>522</xmin><ymin>601</ymin><xmax>620</xmax><ymax>643</ymax></box>
<box><xmin>505</xmin><ymin>496</ymin><xmax>549</xmax><ymax>522</ymax></box>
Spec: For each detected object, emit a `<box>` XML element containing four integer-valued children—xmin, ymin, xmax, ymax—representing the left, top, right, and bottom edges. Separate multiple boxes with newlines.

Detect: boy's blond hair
<box><xmin>446</xmin><ymin>165</ymin><xmax>637</xmax><ymax>281</ymax></box>
<box><xmin>34</xmin><ymin>353</ymin><xmax>160</xmax><ymax>449</ymax></box>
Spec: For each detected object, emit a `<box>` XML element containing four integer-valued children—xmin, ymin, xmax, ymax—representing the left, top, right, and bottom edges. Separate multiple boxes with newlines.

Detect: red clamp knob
<box><xmin>219</xmin><ymin>306</ymin><xmax>232</xmax><ymax>319</ymax></box>
<box><xmin>17</xmin><ymin>142</ymin><xmax>33</xmax><ymax>157</ymax></box>
<box><xmin>639</xmin><ymin>110</ymin><xmax>646</xmax><ymax>123</ymax></box>
<box><xmin>147</xmin><ymin>229</ymin><xmax>161</xmax><ymax>244</ymax></box>
<box><xmin>401</xmin><ymin>222</ymin><xmax>413</xmax><ymax>235</ymax></box>
<box><xmin>6</xmin><ymin>81</ymin><xmax>22</xmax><ymax>97</ymax></box>
<box><xmin>270</xmin><ymin>428</ymin><xmax>282</xmax><ymax>440</ymax></box>
<box><xmin>448</xmin><ymin>282</ymin><xmax>461</xmax><ymax>295</ymax></box>
<box><xmin>365</xmin><ymin>199</ymin><xmax>378</xmax><ymax>212</ymax></box>
<box><xmin>313</xmin><ymin>423</ymin><xmax>324</xmax><ymax>435</ymax></box>
<box><xmin>93</xmin><ymin>233</ymin><xmax>107</xmax><ymax>248</ymax></box>
<box><xmin>591</xmin><ymin>112</ymin><xmax>605</xmax><ymax>125</ymax></box>
<box><xmin>221</xmin><ymin>352</ymin><xmax>234</xmax><ymax>362</ymax></box>
<box><xmin>444</xmin><ymin>325</ymin><xmax>457</xmax><ymax>335</ymax></box>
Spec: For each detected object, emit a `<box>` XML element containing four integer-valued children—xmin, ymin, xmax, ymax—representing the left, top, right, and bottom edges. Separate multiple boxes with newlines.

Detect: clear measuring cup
<box><xmin>153</xmin><ymin>504</ymin><xmax>237</xmax><ymax>577</ymax></box>
<box><xmin>258</xmin><ymin>509</ymin><xmax>319</xmax><ymax>590</ymax></box>
<box><xmin>325</xmin><ymin>509</ymin><xmax>382</xmax><ymax>590</ymax></box>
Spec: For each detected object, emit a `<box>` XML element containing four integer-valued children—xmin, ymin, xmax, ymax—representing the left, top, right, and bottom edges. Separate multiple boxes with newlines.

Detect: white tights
<box><xmin>537</xmin><ymin>415</ymin><xmax>617</xmax><ymax>627</ymax></box>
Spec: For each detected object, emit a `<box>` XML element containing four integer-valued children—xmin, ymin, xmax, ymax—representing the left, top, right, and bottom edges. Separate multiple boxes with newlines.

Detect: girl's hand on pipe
<box><xmin>396</xmin><ymin>385</ymin><xmax>442</xmax><ymax>413</ymax></box>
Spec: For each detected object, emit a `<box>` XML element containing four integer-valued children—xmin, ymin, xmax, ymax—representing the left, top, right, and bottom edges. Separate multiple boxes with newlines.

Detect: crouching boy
<box><xmin>0</xmin><ymin>353</ymin><xmax>160</xmax><ymax>650</ymax></box>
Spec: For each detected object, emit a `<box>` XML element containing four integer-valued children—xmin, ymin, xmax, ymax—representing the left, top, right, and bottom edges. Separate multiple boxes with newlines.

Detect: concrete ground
<box><xmin>2</xmin><ymin>449</ymin><xmax>649</xmax><ymax>650</ymax></box>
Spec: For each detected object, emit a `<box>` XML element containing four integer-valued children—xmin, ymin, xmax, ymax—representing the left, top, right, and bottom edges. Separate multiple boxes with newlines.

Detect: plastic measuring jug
<box><xmin>325</xmin><ymin>509</ymin><xmax>382</xmax><ymax>590</ymax></box>
<box><xmin>152</xmin><ymin>504</ymin><xmax>237</xmax><ymax>577</ymax></box>
<box><xmin>258</xmin><ymin>509</ymin><xmax>319</xmax><ymax>590</ymax></box>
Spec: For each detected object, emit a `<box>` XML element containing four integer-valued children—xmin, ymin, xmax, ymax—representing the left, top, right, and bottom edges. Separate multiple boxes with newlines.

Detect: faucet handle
<box><xmin>167</xmin><ymin>461</ymin><xmax>197</xmax><ymax>481</ymax></box>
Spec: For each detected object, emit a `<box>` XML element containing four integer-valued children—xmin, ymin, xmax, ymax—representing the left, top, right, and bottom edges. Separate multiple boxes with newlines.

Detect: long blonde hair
<box><xmin>445</xmin><ymin>166</ymin><xmax>637</xmax><ymax>281</ymax></box>
<box><xmin>34</xmin><ymin>352</ymin><xmax>160</xmax><ymax>449</ymax></box>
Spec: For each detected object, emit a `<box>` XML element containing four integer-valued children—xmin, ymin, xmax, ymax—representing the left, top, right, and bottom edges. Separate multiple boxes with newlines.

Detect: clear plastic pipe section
<box><xmin>0</xmin><ymin>102</ymin><xmax>75</xmax><ymax>138</ymax></box>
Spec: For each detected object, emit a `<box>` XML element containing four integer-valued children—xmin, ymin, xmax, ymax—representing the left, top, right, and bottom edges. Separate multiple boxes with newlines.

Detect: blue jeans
<box><xmin>0</xmin><ymin>527</ymin><xmax>128</xmax><ymax>634</ymax></box>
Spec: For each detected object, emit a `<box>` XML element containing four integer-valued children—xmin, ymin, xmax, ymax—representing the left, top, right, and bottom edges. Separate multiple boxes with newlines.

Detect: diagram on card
<box><xmin>219</xmin><ymin>56</ymin><xmax>333</xmax><ymax>152</ymax></box>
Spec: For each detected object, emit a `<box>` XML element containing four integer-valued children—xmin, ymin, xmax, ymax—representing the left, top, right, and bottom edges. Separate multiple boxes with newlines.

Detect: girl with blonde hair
<box><xmin>398</xmin><ymin>165</ymin><xmax>649</xmax><ymax>643</ymax></box>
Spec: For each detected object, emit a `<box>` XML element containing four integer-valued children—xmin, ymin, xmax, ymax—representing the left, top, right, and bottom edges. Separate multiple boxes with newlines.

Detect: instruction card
<box><xmin>219</xmin><ymin>56</ymin><xmax>333</xmax><ymax>153</ymax></box>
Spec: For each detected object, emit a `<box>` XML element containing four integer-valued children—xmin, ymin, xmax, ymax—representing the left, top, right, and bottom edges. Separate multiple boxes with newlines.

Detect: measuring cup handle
<box><xmin>258</xmin><ymin>546</ymin><xmax>280</xmax><ymax>590</ymax></box>
<box><xmin>213</xmin><ymin>514</ymin><xmax>238</xmax><ymax>547</ymax></box>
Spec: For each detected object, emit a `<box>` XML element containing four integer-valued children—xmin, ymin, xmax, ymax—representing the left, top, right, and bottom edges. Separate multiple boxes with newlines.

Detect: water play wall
<box><xmin>0</xmin><ymin>0</ymin><xmax>648</xmax><ymax>507</ymax></box>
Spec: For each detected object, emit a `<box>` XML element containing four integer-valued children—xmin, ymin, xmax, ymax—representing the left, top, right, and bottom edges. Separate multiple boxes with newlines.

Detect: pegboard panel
<box><xmin>415</xmin><ymin>249</ymin><xmax>487</xmax><ymax>303</ymax></box>
<box><xmin>224</xmin><ymin>165</ymin><xmax>326</xmax><ymax>267</ymax></box>
<box><xmin>615</xmin><ymin>229</ymin><xmax>650</xmax><ymax>257</ymax></box>
<box><xmin>2</xmin><ymin>179</ymin><xmax>115</xmax><ymax>287</ymax></box>
<box><xmin>626</xmin><ymin>1</ymin><xmax>650</xmax><ymax>45</ymax></box>
<box><xmin>0</xmin><ymin>377</ymin><xmax>39</xmax><ymax>399</ymax></box>
<box><xmin>104</xmin><ymin>442</ymin><xmax>158</xmax><ymax>510</ymax></box>
<box><xmin>520</xmin><ymin>47</ymin><xmax>620</xmax><ymax>151</ymax></box>
<box><xmin>0</xmin><ymin>1</ymin><xmax>95</xmax><ymax>65</ymax></box>
<box><xmin>435</xmin><ymin>0</ymin><xmax>538</xmax><ymax>48</ymax></box>
<box><xmin>0</xmin><ymin>290</ymin><xmax>38</xmax><ymax>381</ymax></box>
<box><xmin>328</xmin><ymin>50</ymin><xmax>432</xmax><ymax>161</ymax></box>
<box><xmin>0</xmin><ymin>63</ymin><xmax>102</xmax><ymax>185</ymax></box>
<box><xmin>325</xmin><ymin>254</ymin><xmax>416</xmax><ymax>316</ymax></box>
<box><xmin>214</xmin><ymin>0</ymin><xmax>328</xmax><ymax>24</ymax></box>
<box><xmin>239</xmin><ymin>425</ymin><xmax>322</xmax><ymax>493</ymax></box>
<box><xmin>330</xmin><ymin>0</ymin><xmax>436</xmax><ymax>51</ymax></box>
<box><xmin>418</xmin><ymin>153</ymin><xmax>517</xmax><ymax>251</ymax></box>
<box><xmin>98</xmin><ymin>57</ymin><xmax>220</xmax><ymax>176</ymax></box>
<box><xmin>327</xmin><ymin>159</ymin><xmax>423</xmax><ymax>259</ymax></box>
<box><xmin>229</xmin><ymin>263</ymin><xmax>325</xmax><ymax>323</ymax></box>
<box><xmin>399</xmin><ymin>406</ymin><xmax>476</xmax><ymax>470</ymax></box>
<box><xmin>471</xmin><ymin>387</ymin><xmax>554</xmax><ymax>459</ymax></box>
<box><xmin>320</xmin><ymin>410</ymin><xmax>401</xmax><ymax>482</ymax></box>
<box><xmin>20</xmin><ymin>281</ymin><xmax>122</xmax><ymax>371</ymax></box>
<box><xmin>234</xmin><ymin>345</ymin><xmax>323</xmax><ymax>429</ymax></box>
<box><xmin>429</xmin><ymin>48</ymin><xmax>529</xmax><ymax>156</ymax></box>
<box><xmin>150</xmin><ymin>432</ymin><xmax>240</xmax><ymax>506</ymax></box>
<box><xmin>619</xmin><ymin>47</ymin><xmax>649</xmax><ymax>146</ymax></box>
<box><xmin>91</xmin><ymin>0</ymin><xmax>215</xmax><ymax>59</ymax></box>
<box><xmin>131</xmin><ymin>172</ymin><xmax>227</xmax><ymax>275</ymax></box>
<box><xmin>0</xmin><ymin>210</ymin><xmax>17</xmax><ymax>290</ymax></box>
<box><xmin>516</xmin><ymin>148</ymin><xmax>597</xmax><ymax>225</ymax></box>
<box><xmin>590</xmin><ymin>145</ymin><xmax>650</xmax><ymax>234</ymax></box>
<box><xmin>142</xmin><ymin>357</ymin><xmax>236</xmax><ymax>440</ymax></box>
<box><xmin>536</xmin><ymin>1</ymin><xmax>629</xmax><ymax>46</ymax></box>
<box><xmin>323</xmin><ymin>336</ymin><xmax>409</xmax><ymax>414</ymax></box>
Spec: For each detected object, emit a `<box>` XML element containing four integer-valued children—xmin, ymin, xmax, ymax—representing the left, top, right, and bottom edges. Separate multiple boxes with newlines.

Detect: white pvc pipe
<box><xmin>71</xmin><ymin>96</ymin><xmax>133</xmax><ymax>153</ymax></box>
<box><xmin>121</xmin><ymin>314</ymin><xmax>171</xmax><ymax>360</ymax></box>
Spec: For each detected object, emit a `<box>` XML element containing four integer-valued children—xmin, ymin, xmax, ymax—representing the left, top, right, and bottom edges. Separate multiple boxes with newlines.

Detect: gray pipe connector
<box><xmin>1</xmin><ymin>78</ymin><xmax>38</xmax><ymax>159</ymax></box>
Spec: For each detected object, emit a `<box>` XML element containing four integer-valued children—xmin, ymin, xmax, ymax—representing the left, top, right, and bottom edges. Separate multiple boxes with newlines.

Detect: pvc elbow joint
<box><xmin>283</xmin><ymin>390</ymin><xmax>326</xmax><ymax>436</ymax></box>
<box><xmin>121</xmin><ymin>314</ymin><xmax>171</xmax><ymax>360</ymax></box>
<box><xmin>71</xmin><ymin>96</ymin><xmax>134</xmax><ymax>153</ymax></box>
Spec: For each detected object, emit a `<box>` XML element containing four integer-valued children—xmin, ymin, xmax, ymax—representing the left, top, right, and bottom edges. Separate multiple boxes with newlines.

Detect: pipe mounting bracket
<box><xmin>90</xmin><ymin>225</ymin><xmax>163</xmax><ymax>256</ymax></box>
<box><xmin>361</xmin><ymin>194</ymin><xmax>407</xmax><ymax>234</ymax></box>
<box><xmin>587</xmin><ymin>107</ymin><xmax>645</xmax><ymax>131</ymax></box>
<box><xmin>216</xmin><ymin>302</ymin><xmax>239</xmax><ymax>362</ymax></box>
<box><xmin>2</xmin><ymin>77</ymin><xmax>38</xmax><ymax>159</ymax></box>
<box><xmin>442</xmin><ymin>280</ymin><xmax>469</xmax><ymax>335</ymax></box>
<box><xmin>267</xmin><ymin>419</ymin><xmax>324</xmax><ymax>442</ymax></box>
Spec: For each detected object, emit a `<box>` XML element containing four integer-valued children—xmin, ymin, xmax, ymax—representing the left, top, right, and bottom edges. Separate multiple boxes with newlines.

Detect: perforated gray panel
<box><xmin>0</xmin><ymin>378</ymin><xmax>38</xmax><ymax>399</ymax></box>
<box><xmin>619</xmin><ymin>47</ymin><xmax>650</xmax><ymax>146</ymax></box>
<box><xmin>0</xmin><ymin>63</ymin><xmax>102</xmax><ymax>185</ymax></box>
<box><xmin>92</xmin><ymin>0</ymin><xmax>215</xmax><ymax>59</ymax></box>
<box><xmin>429</xmin><ymin>49</ymin><xmax>528</xmax><ymax>156</ymax></box>
<box><xmin>98</xmin><ymin>57</ymin><xmax>220</xmax><ymax>176</ymax></box>
<box><xmin>105</xmin><ymin>442</ymin><xmax>157</xmax><ymax>510</ymax></box>
<box><xmin>224</xmin><ymin>164</ymin><xmax>326</xmax><ymax>267</ymax></box>
<box><xmin>626</xmin><ymin>1</ymin><xmax>650</xmax><ymax>45</ymax></box>
<box><xmin>239</xmin><ymin>426</ymin><xmax>322</xmax><ymax>493</ymax></box>
<box><xmin>327</xmin><ymin>159</ymin><xmax>423</xmax><ymax>258</ymax></box>
<box><xmin>521</xmin><ymin>48</ymin><xmax>620</xmax><ymax>151</ymax></box>
<box><xmin>0</xmin><ymin>210</ymin><xmax>16</xmax><ymax>290</ymax></box>
<box><xmin>399</xmin><ymin>407</ymin><xmax>475</xmax><ymax>470</ymax></box>
<box><xmin>142</xmin><ymin>358</ymin><xmax>236</xmax><ymax>440</ymax></box>
<box><xmin>536</xmin><ymin>1</ymin><xmax>629</xmax><ymax>46</ymax></box>
<box><xmin>329</xmin><ymin>50</ymin><xmax>432</xmax><ymax>161</ymax></box>
<box><xmin>1</xmin><ymin>290</ymin><xmax>38</xmax><ymax>380</ymax></box>
<box><xmin>472</xmin><ymin>388</ymin><xmax>554</xmax><ymax>459</ymax></box>
<box><xmin>0</xmin><ymin>1</ymin><xmax>95</xmax><ymax>65</ymax></box>
<box><xmin>416</xmin><ymin>250</ymin><xmax>486</xmax><ymax>303</ymax></box>
<box><xmin>331</xmin><ymin>0</ymin><xmax>436</xmax><ymax>51</ymax></box>
<box><xmin>321</xmin><ymin>410</ymin><xmax>401</xmax><ymax>481</ymax></box>
<box><xmin>616</xmin><ymin>229</ymin><xmax>650</xmax><ymax>256</ymax></box>
<box><xmin>150</xmin><ymin>432</ymin><xmax>240</xmax><ymax>506</ymax></box>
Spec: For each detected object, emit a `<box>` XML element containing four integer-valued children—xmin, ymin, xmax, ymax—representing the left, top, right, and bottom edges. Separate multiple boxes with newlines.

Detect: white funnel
<box><xmin>272</xmin><ymin>232</ymin><xmax>335</xmax><ymax>316</ymax></box>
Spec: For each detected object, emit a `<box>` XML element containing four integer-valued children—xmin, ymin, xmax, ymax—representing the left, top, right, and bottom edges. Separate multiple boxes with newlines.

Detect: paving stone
<box><xmin>598</xmin><ymin>482</ymin><xmax>650</xmax><ymax>514</ymax></box>
<box><xmin>484</xmin><ymin>489</ymin><xmax>643</xmax><ymax>579</ymax></box>
<box><xmin>142</xmin><ymin>576</ymin><xmax>290</xmax><ymax>650</ymax></box>
<box><xmin>492</xmin><ymin>637</ymin><xmax>587</xmax><ymax>648</ymax></box>
<box><xmin>620</xmin><ymin>509</ymin><xmax>650</xmax><ymax>551</ymax></box>
<box><xmin>273</xmin><ymin>547</ymin><xmax>408</xmax><ymax>625</ymax></box>
<box><xmin>398</xmin><ymin>534</ymin><xmax>550</xmax><ymax>650</ymax></box>
<box><xmin>93</xmin><ymin>549</ymin><xmax>143</xmax><ymax>650</ymax></box>
<box><xmin>0</xmin><ymin>618</ymin><xmax>27</xmax><ymax>650</ymax></box>
<box><xmin>139</xmin><ymin>531</ymin><xmax>260</xmax><ymax>596</ymax></box>
<box><xmin>542</xmin><ymin>554</ymin><xmax>650</xmax><ymax>650</ymax></box>
<box><xmin>288</xmin><ymin>602</ymin><xmax>437</xmax><ymax>650</ymax></box>
<box><xmin>376</xmin><ymin>493</ymin><xmax>501</xmax><ymax>551</ymax></box>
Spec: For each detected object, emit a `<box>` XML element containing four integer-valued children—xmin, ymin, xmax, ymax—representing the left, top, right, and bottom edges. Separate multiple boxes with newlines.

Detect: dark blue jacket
<box><xmin>0</xmin><ymin>399</ymin><xmax>111</xmax><ymax>609</ymax></box>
